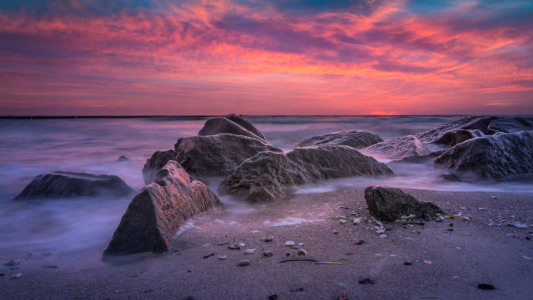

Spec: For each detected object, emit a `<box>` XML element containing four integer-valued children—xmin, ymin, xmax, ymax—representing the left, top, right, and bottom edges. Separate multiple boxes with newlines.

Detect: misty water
<box><xmin>1</xmin><ymin>116</ymin><xmax>532</xmax><ymax>253</ymax></box>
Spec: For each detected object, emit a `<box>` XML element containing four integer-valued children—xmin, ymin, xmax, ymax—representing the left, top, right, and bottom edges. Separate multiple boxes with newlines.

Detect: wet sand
<box><xmin>1</xmin><ymin>188</ymin><xmax>533</xmax><ymax>300</ymax></box>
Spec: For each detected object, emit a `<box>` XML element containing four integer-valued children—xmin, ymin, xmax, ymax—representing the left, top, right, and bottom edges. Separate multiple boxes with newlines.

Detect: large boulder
<box><xmin>487</xmin><ymin>117</ymin><xmax>533</xmax><ymax>134</ymax></box>
<box><xmin>225</xmin><ymin>114</ymin><xmax>267</xmax><ymax>141</ymax></box>
<box><xmin>432</xmin><ymin>129</ymin><xmax>485</xmax><ymax>147</ymax></box>
<box><xmin>434</xmin><ymin>131</ymin><xmax>533</xmax><ymax>181</ymax></box>
<box><xmin>198</xmin><ymin>117</ymin><xmax>264</xmax><ymax>141</ymax></box>
<box><xmin>104</xmin><ymin>161</ymin><xmax>222</xmax><ymax>255</ymax></box>
<box><xmin>362</xmin><ymin>135</ymin><xmax>431</xmax><ymax>158</ymax></box>
<box><xmin>364</xmin><ymin>186</ymin><xmax>444</xmax><ymax>221</ymax></box>
<box><xmin>14</xmin><ymin>172</ymin><xmax>134</xmax><ymax>200</ymax></box>
<box><xmin>142</xmin><ymin>150</ymin><xmax>175</xmax><ymax>185</ymax></box>
<box><xmin>295</xmin><ymin>130</ymin><xmax>383</xmax><ymax>149</ymax></box>
<box><xmin>416</xmin><ymin>116</ymin><xmax>498</xmax><ymax>145</ymax></box>
<box><xmin>219</xmin><ymin>146</ymin><xmax>395</xmax><ymax>202</ymax></box>
<box><xmin>175</xmin><ymin>134</ymin><xmax>283</xmax><ymax>177</ymax></box>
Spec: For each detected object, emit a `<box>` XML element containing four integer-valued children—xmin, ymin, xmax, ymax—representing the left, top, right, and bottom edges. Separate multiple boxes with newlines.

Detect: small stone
<box><xmin>263</xmin><ymin>236</ymin><xmax>274</xmax><ymax>242</ymax></box>
<box><xmin>228</xmin><ymin>245</ymin><xmax>240</xmax><ymax>250</ymax></box>
<box><xmin>237</xmin><ymin>260</ymin><xmax>250</xmax><ymax>267</ymax></box>
<box><xmin>379</xmin><ymin>234</ymin><xmax>387</xmax><ymax>238</ymax></box>
<box><xmin>355</xmin><ymin>240</ymin><xmax>365</xmax><ymax>245</ymax></box>
<box><xmin>346</xmin><ymin>252</ymin><xmax>354</xmax><ymax>255</ymax></box>
<box><xmin>244</xmin><ymin>249</ymin><xmax>255</xmax><ymax>254</ymax></box>
<box><xmin>218</xmin><ymin>255</ymin><xmax>227</xmax><ymax>260</ymax></box>
<box><xmin>339</xmin><ymin>220</ymin><xmax>346</xmax><ymax>224</ymax></box>
<box><xmin>203</xmin><ymin>253</ymin><xmax>215</xmax><ymax>259</ymax></box>
<box><xmin>268</xmin><ymin>294</ymin><xmax>278</xmax><ymax>300</ymax></box>
<box><xmin>448</xmin><ymin>229</ymin><xmax>454</xmax><ymax>231</ymax></box>
<box><xmin>239</xmin><ymin>243</ymin><xmax>245</xmax><ymax>247</ymax></box>
<box><xmin>478</xmin><ymin>284</ymin><xmax>496</xmax><ymax>290</ymax></box>
<box><xmin>404</xmin><ymin>261</ymin><xmax>412</xmax><ymax>265</ymax></box>
<box><xmin>353</xmin><ymin>219</ymin><xmax>361</xmax><ymax>224</ymax></box>
<box><xmin>4</xmin><ymin>260</ymin><xmax>18</xmax><ymax>267</ymax></box>
<box><xmin>11</xmin><ymin>273</ymin><xmax>22</xmax><ymax>279</ymax></box>
<box><xmin>290</xmin><ymin>287</ymin><xmax>304</xmax><ymax>292</ymax></box>
<box><xmin>285</xmin><ymin>241</ymin><xmax>295</xmax><ymax>246</ymax></box>
<box><xmin>491</xmin><ymin>195</ymin><xmax>496</xmax><ymax>199</ymax></box>
<box><xmin>358</xmin><ymin>278</ymin><xmax>374</xmax><ymax>284</ymax></box>
<box><xmin>333</xmin><ymin>230</ymin><xmax>338</xmax><ymax>234</ymax></box>
<box><xmin>298</xmin><ymin>243</ymin><xmax>304</xmax><ymax>246</ymax></box>
<box><xmin>297</xmin><ymin>249</ymin><xmax>307</xmax><ymax>256</ymax></box>
<box><xmin>263</xmin><ymin>251</ymin><xmax>273</xmax><ymax>257</ymax></box>
<box><xmin>286</xmin><ymin>253</ymin><xmax>290</xmax><ymax>257</ymax></box>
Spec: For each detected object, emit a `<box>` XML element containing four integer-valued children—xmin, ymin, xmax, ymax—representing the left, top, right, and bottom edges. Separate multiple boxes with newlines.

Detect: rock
<box><xmin>416</xmin><ymin>116</ymin><xmax>499</xmax><ymax>145</ymax></box>
<box><xmin>487</xmin><ymin>117</ymin><xmax>533</xmax><ymax>134</ymax></box>
<box><xmin>295</xmin><ymin>130</ymin><xmax>383</xmax><ymax>149</ymax></box>
<box><xmin>268</xmin><ymin>294</ymin><xmax>278</xmax><ymax>300</ymax></box>
<box><xmin>142</xmin><ymin>150</ymin><xmax>175</xmax><ymax>185</ymax></box>
<box><xmin>404</xmin><ymin>261</ymin><xmax>412</xmax><ymax>265</ymax></box>
<box><xmin>263</xmin><ymin>251</ymin><xmax>274</xmax><ymax>257</ymax></box>
<box><xmin>355</xmin><ymin>240</ymin><xmax>365</xmax><ymax>245</ymax></box>
<box><xmin>203</xmin><ymin>253</ymin><xmax>214</xmax><ymax>259</ymax></box>
<box><xmin>434</xmin><ymin>131</ymin><xmax>533</xmax><ymax>181</ymax></box>
<box><xmin>175</xmin><ymin>134</ymin><xmax>282</xmax><ymax>177</ymax></box>
<box><xmin>358</xmin><ymin>278</ymin><xmax>374</xmax><ymax>284</ymax></box>
<box><xmin>219</xmin><ymin>146</ymin><xmax>394</xmax><ymax>202</ymax></box>
<box><xmin>117</xmin><ymin>155</ymin><xmax>131</xmax><ymax>162</ymax></box>
<box><xmin>14</xmin><ymin>172</ymin><xmax>134</xmax><ymax>200</ymax></box>
<box><xmin>388</xmin><ymin>151</ymin><xmax>445</xmax><ymax>165</ymax></box>
<box><xmin>225</xmin><ymin>114</ymin><xmax>267</xmax><ymax>141</ymax></box>
<box><xmin>364</xmin><ymin>186</ymin><xmax>444</xmax><ymax>221</ymax></box>
<box><xmin>437</xmin><ymin>172</ymin><xmax>462</xmax><ymax>182</ymax></box>
<box><xmin>433</xmin><ymin>129</ymin><xmax>485</xmax><ymax>147</ymax></box>
<box><xmin>104</xmin><ymin>161</ymin><xmax>222</xmax><ymax>255</ymax></box>
<box><xmin>237</xmin><ymin>260</ymin><xmax>250</xmax><ymax>266</ymax></box>
<box><xmin>198</xmin><ymin>117</ymin><xmax>263</xmax><ymax>141</ymax></box>
<box><xmin>362</xmin><ymin>135</ymin><xmax>431</xmax><ymax>158</ymax></box>
<box><xmin>478</xmin><ymin>284</ymin><xmax>496</xmax><ymax>290</ymax></box>
<box><xmin>4</xmin><ymin>260</ymin><xmax>18</xmax><ymax>267</ymax></box>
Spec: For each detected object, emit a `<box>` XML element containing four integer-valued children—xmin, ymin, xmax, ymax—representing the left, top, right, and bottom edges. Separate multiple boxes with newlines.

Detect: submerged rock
<box><xmin>433</xmin><ymin>129</ymin><xmax>485</xmax><ymax>147</ymax></box>
<box><xmin>362</xmin><ymin>135</ymin><xmax>431</xmax><ymax>158</ymax></box>
<box><xmin>174</xmin><ymin>134</ymin><xmax>282</xmax><ymax>177</ymax></box>
<box><xmin>104</xmin><ymin>161</ymin><xmax>222</xmax><ymax>255</ymax></box>
<box><xmin>487</xmin><ymin>117</ymin><xmax>533</xmax><ymax>134</ymax></box>
<box><xmin>225</xmin><ymin>114</ymin><xmax>267</xmax><ymax>141</ymax></box>
<box><xmin>438</xmin><ymin>172</ymin><xmax>462</xmax><ymax>182</ymax></box>
<box><xmin>142</xmin><ymin>150</ymin><xmax>175</xmax><ymax>185</ymax></box>
<box><xmin>117</xmin><ymin>155</ymin><xmax>131</xmax><ymax>162</ymax></box>
<box><xmin>388</xmin><ymin>150</ymin><xmax>445</xmax><ymax>165</ymax></box>
<box><xmin>416</xmin><ymin>116</ymin><xmax>498</xmax><ymax>145</ymax></box>
<box><xmin>364</xmin><ymin>186</ymin><xmax>444</xmax><ymax>221</ymax></box>
<box><xmin>434</xmin><ymin>131</ymin><xmax>533</xmax><ymax>181</ymax></box>
<box><xmin>198</xmin><ymin>117</ymin><xmax>263</xmax><ymax>141</ymax></box>
<box><xmin>14</xmin><ymin>172</ymin><xmax>134</xmax><ymax>200</ymax></box>
<box><xmin>295</xmin><ymin>130</ymin><xmax>383</xmax><ymax>149</ymax></box>
<box><xmin>219</xmin><ymin>146</ymin><xmax>395</xmax><ymax>202</ymax></box>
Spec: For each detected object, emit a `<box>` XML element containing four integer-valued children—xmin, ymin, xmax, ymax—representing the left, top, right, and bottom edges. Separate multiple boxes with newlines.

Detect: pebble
<box><xmin>203</xmin><ymin>253</ymin><xmax>215</xmax><ymax>258</ymax></box>
<box><xmin>297</xmin><ymin>249</ymin><xmax>307</xmax><ymax>256</ymax></box>
<box><xmin>228</xmin><ymin>245</ymin><xmax>240</xmax><ymax>250</ymax></box>
<box><xmin>339</xmin><ymin>220</ymin><xmax>346</xmax><ymax>224</ymax></box>
<box><xmin>11</xmin><ymin>273</ymin><xmax>22</xmax><ymax>279</ymax></box>
<box><xmin>285</xmin><ymin>241</ymin><xmax>295</xmax><ymax>246</ymax></box>
<box><xmin>333</xmin><ymin>230</ymin><xmax>338</xmax><ymax>234</ymax></box>
<box><xmin>353</xmin><ymin>219</ymin><xmax>361</xmax><ymax>224</ymax></box>
<box><xmin>298</xmin><ymin>243</ymin><xmax>304</xmax><ymax>246</ymax></box>
<box><xmin>218</xmin><ymin>255</ymin><xmax>227</xmax><ymax>260</ymax></box>
<box><xmin>244</xmin><ymin>249</ymin><xmax>255</xmax><ymax>254</ymax></box>
<box><xmin>358</xmin><ymin>278</ymin><xmax>374</xmax><ymax>285</ymax></box>
<box><xmin>263</xmin><ymin>251</ymin><xmax>273</xmax><ymax>257</ymax></box>
<box><xmin>237</xmin><ymin>260</ymin><xmax>250</xmax><ymax>267</ymax></box>
<box><xmin>239</xmin><ymin>243</ymin><xmax>245</xmax><ymax>247</ymax></box>
<box><xmin>268</xmin><ymin>294</ymin><xmax>278</xmax><ymax>300</ymax></box>
<box><xmin>355</xmin><ymin>240</ymin><xmax>365</xmax><ymax>245</ymax></box>
<box><xmin>478</xmin><ymin>284</ymin><xmax>496</xmax><ymax>290</ymax></box>
<box><xmin>379</xmin><ymin>234</ymin><xmax>387</xmax><ymax>238</ymax></box>
<box><xmin>491</xmin><ymin>195</ymin><xmax>496</xmax><ymax>199</ymax></box>
<box><xmin>263</xmin><ymin>236</ymin><xmax>274</xmax><ymax>242</ymax></box>
<box><xmin>404</xmin><ymin>261</ymin><xmax>412</xmax><ymax>265</ymax></box>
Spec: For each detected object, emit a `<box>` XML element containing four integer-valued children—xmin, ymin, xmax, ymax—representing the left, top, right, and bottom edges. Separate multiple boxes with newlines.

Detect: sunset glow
<box><xmin>1</xmin><ymin>0</ymin><xmax>532</xmax><ymax>115</ymax></box>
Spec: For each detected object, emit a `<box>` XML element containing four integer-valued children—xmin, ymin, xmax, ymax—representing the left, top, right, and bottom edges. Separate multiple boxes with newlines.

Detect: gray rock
<box><xmin>362</xmin><ymin>135</ymin><xmax>431</xmax><ymax>158</ymax></box>
<box><xmin>225</xmin><ymin>114</ymin><xmax>267</xmax><ymax>141</ymax></box>
<box><xmin>434</xmin><ymin>131</ymin><xmax>533</xmax><ymax>181</ymax></box>
<box><xmin>219</xmin><ymin>146</ymin><xmax>395</xmax><ymax>202</ymax></box>
<box><xmin>295</xmin><ymin>130</ymin><xmax>383</xmax><ymax>149</ymax></box>
<box><xmin>14</xmin><ymin>172</ymin><xmax>134</xmax><ymax>200</ymax></box>
<box><xmin>174</xmin><ymin>134</ymin><xmax>282</xmax><ymax>177</ymax></box>
<box><xmin>198</xmin><ymin>117</ymin><xmax>263</xmax><ymax>140</ymax></box>
<box><xmin>438</xmin><ymin>172</ymin><xmax>462</xmax><ymax>182</ymax></box>
<box><xmin>104</xmin><ymin>161</ymin><xmax>222</xmax><ymax>255</ymax></box>
<box><xmin>416</xmin><ymin>116</ymin><xmax>498</xmax><ymax>145</ymax></box>
<box><xmin>117</xmin><ymin>156</ymin><xmax>131</xmax><ymax>162</ymax></box>
<box><xmin>433</xmin><ymin>129</ymin><xmax>485</xmax><ymax>146</ymax></box>
<box><xmin>142</xmin><ymin>150</ymin><xmax>175</xmax><ymax>185</ymax></box>
<box><xmin>487</xmin><ymin>117</ymin><xmax>533</xmax><ymax>134</ymax></box>
<box><xmin>388</xmin><ymin>151</ymin><xmax>445</xmax><ymax>165</ymax></box>
<box><xmin>364</xmin><ymin>186</ymin><xmax>444</xmax><ymax>221</ymax></box>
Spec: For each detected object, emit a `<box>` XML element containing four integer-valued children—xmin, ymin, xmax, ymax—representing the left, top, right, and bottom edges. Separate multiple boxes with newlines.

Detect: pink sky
<box><xmin>0</xmin><ymin>0</ymin><xmax>532</xmax><ymax>115</ymax></box>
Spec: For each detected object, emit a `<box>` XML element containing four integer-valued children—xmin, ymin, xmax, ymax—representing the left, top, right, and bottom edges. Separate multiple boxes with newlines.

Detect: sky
<box><xmin>0</xmin><ymin>0</ymin><xmax>532</xmax><ymax>115</ymax></box>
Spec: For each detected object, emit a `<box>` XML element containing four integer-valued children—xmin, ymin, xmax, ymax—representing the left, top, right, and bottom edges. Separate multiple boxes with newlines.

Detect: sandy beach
<box><xmin>2</xmin><ymin>188</ymin><xmax>532</xmax><ymax>300</ymax></box>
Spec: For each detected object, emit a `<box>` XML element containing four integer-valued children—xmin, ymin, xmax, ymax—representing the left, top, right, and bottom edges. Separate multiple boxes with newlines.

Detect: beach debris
<box><xmin>218</xmin><ymin>255</ymin><xmax>227</xmax><ymax>260</ymax></box>
<box><xmin>244</xmin><ymin>249</ymin><xmax>255</xmax><ymax>254</ymax></box>
<box><xmin>11</xmin><ymin>273</ymin><xmax>22</xmax><ymax>279</ymax></box>
<box><xmin>285</xmin><ymin>241</ymin><xmax>295</xmax><ymax>246</ymax></box>
<box><xmin>41</xmin><ymin>265</ymin><xmax>59</xmax><ymax>268</ymax></box>
<box><xmin>478</xmin><ymin>284</ymin><xmax>496</xmax><ymax>290</ymax></box>
<box><xmin>358</xmin><ymin>278</ymin><xmax>374</xmax><ymax>285</ymax></box>
<box><xmin>237</xmin><ymin>260</ymin><xmax>250</xmax><ymax>267</ymax></box>
<box><xmin>364</xmin><ymin>186</ymin><xmax>444</xmax><ymax>221</ymax></box>
<box><xmin>297</xmin><ymin>249</ymin><xmax>307</xmax><ymax>256</ymax></box>
<box><xmin>263</xmin><ymin>251</ymin><xmax>274</xmax><ymax>257</ymax></box>
<box><xmin>339</xmin><ymin>219</ymin><xmax>346</xmax><ymax>224</ymax></box>
<box><xmin>356</xmin><ymin>240</ymin><xmax>366</xmax><ymax>245</ymax></box>
<box><xmin>239</xmin><ymin>243</ymin><xmax>245</xmax><ymax>247</ymax></box>
<box><xmin>424</xmin><ymin>260</ymin><xmax>433</xmax><ymax>264</ymax></box>
<box><xmin>203</xmin><ymin>253</ymin><xmax>215</xmax><ymax>259</ymax></box>
<box><xmin>404</xmin><ymin>261</ymin><xmax>412</xmax><ymax>265</ymax></box>
<box><xmin>228</xmin><ymin>244</ymin><xmax>240</xmax><ymax>250</ymax></box>
<box><xmin>523</xmin><ymin>256</ymin><xmax>531</xmax><ymax>260</ymax></box>
<box><xmin>4</xmin><ymin>260</ymin><xmax>18</xmax><ymax>267</ymax></box>
<box><xmin>379</xmin><ymin>234</ymin><xmax>388</xmax><ymax>238</ymax></box>
<box><xmin>263</xmin><ymin>236</ymin><xmax>274</xmax><ymax>242</ymax></box>
<box><xmin>268</xmin><ymin>294</ymin><xmax>278</xmax><ymax>300</ymax></box>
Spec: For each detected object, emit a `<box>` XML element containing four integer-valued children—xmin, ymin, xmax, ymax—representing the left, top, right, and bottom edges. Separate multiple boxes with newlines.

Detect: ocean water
<box><xmin>0</xmin><ymin>115</ymin><xmax>531</xmax><ymax>252</ymax></box>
